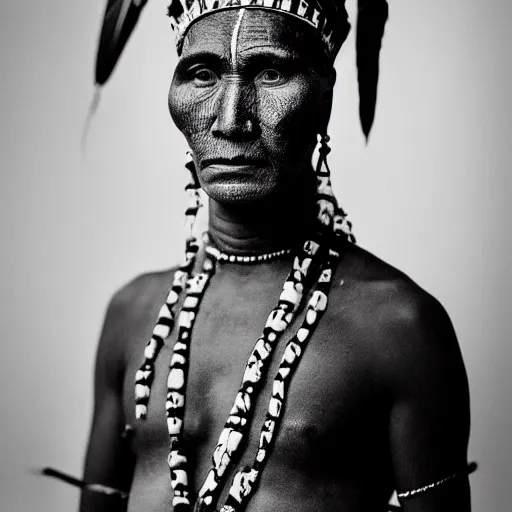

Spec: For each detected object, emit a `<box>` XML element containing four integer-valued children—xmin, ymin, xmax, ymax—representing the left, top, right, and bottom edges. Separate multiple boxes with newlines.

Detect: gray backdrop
<box><xmin>1</xmin><ymin>1</ymin><xmax>510</xmax><ymax>511</ymax></box>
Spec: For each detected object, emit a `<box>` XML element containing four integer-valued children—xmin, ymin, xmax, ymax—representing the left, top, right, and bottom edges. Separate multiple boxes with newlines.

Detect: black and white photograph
<box><xmin>0</xmin><ymin>1</ymin><xmax>510</xmax><ymax>511</ymax></box>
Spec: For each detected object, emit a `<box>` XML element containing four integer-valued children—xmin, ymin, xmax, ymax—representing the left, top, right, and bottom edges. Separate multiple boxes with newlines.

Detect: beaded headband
<box><xmin>166</xmin><ymin>0</ymin><xmax>350</xmax><ymax>57</ymax></box>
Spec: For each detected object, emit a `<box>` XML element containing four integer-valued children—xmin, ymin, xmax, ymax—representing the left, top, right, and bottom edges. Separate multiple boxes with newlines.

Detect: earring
<box><xmin>315</xmin><ymin>134</ymin><xmax>336</xmax><ymax>230</ymax></box>
<box><xmin>315</xmin><ymin>134</ymin><xmax>356</xmax><ymax>244</ymax></box>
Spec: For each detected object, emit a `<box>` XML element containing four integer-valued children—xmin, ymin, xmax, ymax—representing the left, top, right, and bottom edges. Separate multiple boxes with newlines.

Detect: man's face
<box><xmin>169</xmin><ymin>9</ymin><xmax>334</xmax><ymax>205</ymax></box>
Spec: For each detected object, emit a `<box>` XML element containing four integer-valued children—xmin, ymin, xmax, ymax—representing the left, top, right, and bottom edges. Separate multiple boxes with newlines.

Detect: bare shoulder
<box><xmin>95</xmin><ymin>267</ymin><xmax>178</xmax><ymax>383</ymax></box>
<box><xmin>107</xmin><ymin>267</ymin><xmax>177</xmax><ymax>325</ymax></box>
<box><xmin>330</xmin><ymin>243</ymin><xmax>467</xmax><ymax>390</ymax></box>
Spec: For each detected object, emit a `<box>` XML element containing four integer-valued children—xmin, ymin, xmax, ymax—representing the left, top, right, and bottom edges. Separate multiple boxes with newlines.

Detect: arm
<box><xmin>386</xmin><ymin>293</ymin><xmax>471</xmax><ymax>512</ymax></box>
<box><xmin>79</xmin><ymin>288</ymin><xmax>136</xmax><ymax>512</ymax></box>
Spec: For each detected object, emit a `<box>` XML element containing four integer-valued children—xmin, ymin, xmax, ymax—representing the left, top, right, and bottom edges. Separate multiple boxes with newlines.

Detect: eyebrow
<box><xmin>177</xmin><ymin>51</ymin><xmax>227</xmax><ymax>70</ymax></box>
<box><xmin>236</xmin><ymin>46</ymin><xmax>301</xmax><ymax>63</ymax></box>
<box><xmin>176</xmin><ymin>47</ymin><xmax>305</xmax><ymax>74</ymax></box>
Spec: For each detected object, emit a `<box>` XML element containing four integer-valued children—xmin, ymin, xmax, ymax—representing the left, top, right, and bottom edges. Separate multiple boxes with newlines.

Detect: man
<box><xmin>79</xmin><ymin>1</ymin><xmax>472</xmax><ymax>511</ymax></box>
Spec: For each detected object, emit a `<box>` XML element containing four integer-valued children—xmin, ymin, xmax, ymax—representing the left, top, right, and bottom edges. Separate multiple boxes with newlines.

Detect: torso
<box><xmin>118</xmin><ymin>244</ymin><xmax>419</xmax><ymax>512</ymax></box>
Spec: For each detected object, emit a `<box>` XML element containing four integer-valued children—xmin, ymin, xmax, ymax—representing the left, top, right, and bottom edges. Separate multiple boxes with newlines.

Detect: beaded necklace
<box><xmin>135</xmin><ymin>141</ymin><xmax>356</xmax><ymax>512</ymax></box>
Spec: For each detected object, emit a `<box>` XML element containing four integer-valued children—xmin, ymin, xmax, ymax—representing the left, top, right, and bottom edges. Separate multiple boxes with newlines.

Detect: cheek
<box><xmin>257</xmin><ymin>79</ymin><xmax>320</xmax><ymax>159</ymax></box>
<box><xmin>168</xmin><ymin>78</ymin><xmax>217</xmax><ymax>139</ymax></box>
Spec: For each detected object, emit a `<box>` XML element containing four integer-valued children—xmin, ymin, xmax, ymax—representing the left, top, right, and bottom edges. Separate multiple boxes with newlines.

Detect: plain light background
<box><xmin>1</xmin><ymin>0</ymin><xmax>510</xmax><ymax>511</ymax></box>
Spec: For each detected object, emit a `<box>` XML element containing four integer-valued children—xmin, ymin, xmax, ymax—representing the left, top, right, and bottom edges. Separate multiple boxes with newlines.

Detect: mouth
<box><xmin>201</xmin><ymin>156</ymin><xmax>268</xmax><ymax>169</ymax></box>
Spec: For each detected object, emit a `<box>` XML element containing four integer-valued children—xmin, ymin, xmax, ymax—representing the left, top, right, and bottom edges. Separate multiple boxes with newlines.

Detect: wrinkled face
<box><xmin>169</xmin><ymin>9</ymin><xmax>334</xmax><ymax>204</ymax></box>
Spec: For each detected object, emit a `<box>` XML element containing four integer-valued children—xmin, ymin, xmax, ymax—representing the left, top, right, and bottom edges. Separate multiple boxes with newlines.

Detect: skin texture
<box><xmin>80</xmin><ymin>9</ymin><xmax>471</xmax><ymax>512</ymax></box>
<box><xmin>169</xmin><ymin>9</ymin><xmax>333</xmax><ymax>206</ymax></box>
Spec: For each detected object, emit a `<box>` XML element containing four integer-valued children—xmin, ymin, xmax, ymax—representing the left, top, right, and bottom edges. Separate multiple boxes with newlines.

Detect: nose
<box><xmin>211</xmin><ymin>78</ymin><xmax>258</xmax><ymax>141</ymax></box>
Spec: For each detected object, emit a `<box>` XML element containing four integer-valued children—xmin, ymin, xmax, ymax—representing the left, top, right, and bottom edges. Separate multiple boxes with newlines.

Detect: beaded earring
<box><xmin>316</xmin><ymin>134</ymin><xmax>356</xmax><ymax>244</ymax></box>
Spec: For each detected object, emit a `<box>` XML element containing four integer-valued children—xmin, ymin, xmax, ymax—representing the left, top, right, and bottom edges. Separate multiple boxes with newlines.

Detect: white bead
<box><xmin>153</xmin><ymin>323</ymin><xmax>170</xmax><ymax>339</ymax></box>
<box><xmin>311</xmin><ymin>290</ymin><xmax>328</xmax><ymax>311</ymax></box>
<box><xmin>171</xmin><ymin>469</ymin><xmax>188</xmax><ymax>487</ymax></box>
<box><xmin>173</xmin><ymin>342</ymin><xmax>187</xmax><ymax>352</ymax></box>
<box><xmin>135</xmin><ymin>384</ymin><xmax>150</xmax><ymax>399</ymax></box>
<box><xmin>243</xmin><ymin>355</ymin><xmax>263</xmax><ymax>383</ymax></box>
<box><xmin>159</xmin><ymin>303</ymin><xmax>173</xmax><ymax>318</ymax></box>
<box><xmin>283</xmin><ymin>342</ymin><xmax>301</xmax><ymax>363</ymax></box>
<box><xmin>135</xmin><ymin>404</ymin><xmax>147</xmax><ymax>419</ymax></box>
<box><xmin>167</xmin><ymin>416</ymin><xmax>183</xmax><ymax>435</ymax></box>
<box><xmin>172</xmin><ymin>497</ymin><xmax>190</xmax><ymax>506</ymax></box>
<box><xmin>178</xmin><ymin>310</ymin><xmax>195</xmax><ymax>329</ymax></box>
<box><xmin>297</xmin><ymin>328</ymin><xmax>309</xmax><ymax>342</ymax></box>
<box><xmin>170</xmin><ymin>353</ymin><xmax>186</xmax><ymax>366</ymax></box>
<box><xmin>306</xmin><ymin>309</ymin><xmax>317</xmax><ymax>324</ymax></box>
<box><xmin>260</xmin><ymin>429</ymin><xmax>272</xmax><ymax>445</ymax></box>
<box><xmin>183</xmin><ymin>296</ymin><xmax>198</xmax><ymax>308</ymax></box>
<box><xmin>144</xmin><ymin>339</ymin><xmax>158</xmax><ymax>360</ymax></box>
<box><xmin>254</xmin><ymin>338</ymin><xmax>270</xmax><ymax>359</ymax></box>
<box><xmin>256</xmin><ymin>448</ymin><xmax>266</xmax><ymax>462</ymax></box>
<box><xmin>278</xmin><ymin>367</ymin><xmax>290</xmax><ymax>379</ymax></box>
<box><xmin>165</xmin><ymin>292</ymin><xmax>178</xmax><ymax>309</ymax></box>
<box><xmin>273</xmin><ymin>379</ymin><xmax>285</xmax><ymax>399</ymax></box>
<box><xmin>268</xmin><ymin>397</ymin><xmax>282</xmax><ymax>417</ymax></box>
<box><xmin>188</xmin><ymin>273</ymin><xmax>208</xmax><ymax>293</ymax></box>
<box><xmin>166</xmin><ymin>391</ymin><xmax>184</xmax><ymax>408</ymax></box>
<box><xmin>168</xmin><ymin>450</ymin><xmax>187</xmax><ymax>469</ymax></box>
<box><xmin>318</xmin><ymin>269</ymin><xmax>332</xmax><ymax>284</ymax></box>
<box><xmin>279</xmin><ymin>281</ymin><xmax>301</xmax><ymax>306</ymax></box>
<box><xmin>264</xmin><ymin>419</ymin><xmax>275</xmax><ymax>433</ymax></box>
<box><xmin>135</xmin><ymin>369</ymin><xmax>151</xmax><ymax>381</ymax></box>
<box><xmin>233</xmin><ymin>391</ymin><xmax>250</xmax><ymax>413</ymax></box>
<box><xmin>265</xmin><ymin>308</ymin><xmax>288</xmax><ymax>332</ymax></box>
<box><xmin>167</xmin><ymin>368</ymin><xmax>185</xmax><ymax>390</ymax></box>
<box><xmin>228</xmin><ymin>415</ymin><xmax>240</xmax><ymax>425</ymax></box>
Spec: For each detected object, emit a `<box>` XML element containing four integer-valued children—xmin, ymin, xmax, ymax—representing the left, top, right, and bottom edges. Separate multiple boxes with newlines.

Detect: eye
<box><xmin>257</xmin><ymin>69</ymin><xmax>284</xmax><ymax>85</ymax></box>
<box><xmin>192</xmin><ymin>67</ymin><xmax>217</xmax><ymax>87</ymax></box>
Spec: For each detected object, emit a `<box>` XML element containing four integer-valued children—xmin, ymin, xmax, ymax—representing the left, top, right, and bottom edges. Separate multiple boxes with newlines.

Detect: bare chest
<box><xmin>122</xmin><ymin>270</ymin><xmax>391</xmax><ymax>503</ymax></box>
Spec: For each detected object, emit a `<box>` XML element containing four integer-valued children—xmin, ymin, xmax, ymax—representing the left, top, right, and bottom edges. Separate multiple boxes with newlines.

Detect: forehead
<box><xmin>181</xmin><ymin>9</ymin><xmax>324</xmax><ymax>61</ymax></box>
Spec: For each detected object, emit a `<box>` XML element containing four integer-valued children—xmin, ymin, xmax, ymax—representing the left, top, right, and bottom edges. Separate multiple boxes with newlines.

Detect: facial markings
<box><xmin>230</xmin><ymin>8</ymin><xmax>246</xmax><ymax>69</ymax></box>
<box><xmin>169</xmin><ymin>10</ymin><xmax>333</xmax><ymax>202</ymax></box>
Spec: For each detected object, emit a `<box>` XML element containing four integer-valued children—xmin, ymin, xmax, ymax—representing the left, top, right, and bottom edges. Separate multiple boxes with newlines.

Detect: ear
<box><xmin>317</xmin><ymin>68</ymin><xmax>336</xmax><ymax>135</ymax></box>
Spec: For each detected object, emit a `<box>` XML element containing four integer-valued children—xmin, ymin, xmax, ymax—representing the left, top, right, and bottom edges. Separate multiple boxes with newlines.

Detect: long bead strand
<box><xmin>220</xmin><ymin>246</ymin><xmax>341</xmax><ymax>512</ymax></box>
<box><xmin>195</xmin><ymin>237</ymin><xmax>323</xmax><ymax>511</ymax></box>
<box><xmin>167</xmin><ymin>255</ymin><xmax>217</xmax><ymax>511</ymax></box>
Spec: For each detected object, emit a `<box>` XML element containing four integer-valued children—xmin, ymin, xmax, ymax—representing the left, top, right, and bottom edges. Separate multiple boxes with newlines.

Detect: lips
<box><xmin>201</xmin><ymin>156</ymin><xmax>268</xmax><ymax>168</ymax></box>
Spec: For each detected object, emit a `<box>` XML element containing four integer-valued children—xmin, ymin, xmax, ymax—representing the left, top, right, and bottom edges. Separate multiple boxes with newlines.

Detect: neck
<box><xmin>207</xmin><ymin>172</ymin><xmax>317</xmax><ymax>255</ymax></box>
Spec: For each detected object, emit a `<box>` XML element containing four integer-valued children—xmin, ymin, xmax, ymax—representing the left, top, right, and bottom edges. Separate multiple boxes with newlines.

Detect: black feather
<box><xmin>356</xmin><ymin>0</ymin><xmax>388</xmax><ymax>140</ymax></box>
<box><xmin>95</xmin><ymin>0</ymin><xmax>149</xmax><ymax>85</ymax></box>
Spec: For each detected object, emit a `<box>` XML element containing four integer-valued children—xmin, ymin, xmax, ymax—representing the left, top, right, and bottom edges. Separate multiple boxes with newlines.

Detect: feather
<box><xmin>95</xmin><ymin>0</ymin><xmax>150</xmax><ymax>85</ymax></box>
<box><xmin>356</xmin><ymin>0</ymin><xmax>389</xmax><ymax>140</ymax></box>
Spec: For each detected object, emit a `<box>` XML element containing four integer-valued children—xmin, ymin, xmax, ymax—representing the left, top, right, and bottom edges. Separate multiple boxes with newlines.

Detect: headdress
<box><xmin>94</xmin><ymin>0</ymin><xmax>388</xmax><ymax>138</ymax></box>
